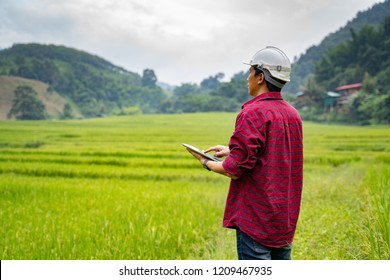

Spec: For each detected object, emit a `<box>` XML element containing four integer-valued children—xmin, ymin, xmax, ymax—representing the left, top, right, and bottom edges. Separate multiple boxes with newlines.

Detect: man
<box><xmin>186</xmin><ymin>46</ymin><xmax>303</xmax><ymax>260</ymax></box>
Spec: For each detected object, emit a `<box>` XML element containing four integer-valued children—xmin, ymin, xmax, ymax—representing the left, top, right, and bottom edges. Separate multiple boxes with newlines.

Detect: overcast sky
<box><xmin>0</xmin><ymin>0</ymin><xmax>384</xmax><ymax>85</ymax></box>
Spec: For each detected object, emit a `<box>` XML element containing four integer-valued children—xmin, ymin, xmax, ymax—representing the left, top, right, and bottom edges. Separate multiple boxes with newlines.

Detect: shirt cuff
<box><xmin>223</xmin><ymin>155</ymin><xmax>244</xmax><ymax>178</ymax></box>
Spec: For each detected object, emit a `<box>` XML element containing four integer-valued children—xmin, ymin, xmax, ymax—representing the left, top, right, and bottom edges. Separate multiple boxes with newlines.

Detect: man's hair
<box><xmin>253</xmin><ymin>67</ymin><xmax>285</xmax><ymax>92</ymax></box>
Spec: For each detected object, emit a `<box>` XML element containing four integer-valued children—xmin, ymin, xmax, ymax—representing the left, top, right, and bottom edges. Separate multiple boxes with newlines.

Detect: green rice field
<box><xmin>0</xmin><ymin>113</ymin><xmax>389</xmax><ymax>259</ymax></box>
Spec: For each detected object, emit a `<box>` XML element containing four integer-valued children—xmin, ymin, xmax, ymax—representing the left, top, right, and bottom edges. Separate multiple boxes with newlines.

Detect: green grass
<box><xmin>362</xmin><ymin>165</ymin><xmax>390</xmax><ymax>259</ymax></box>
<box><xmin>0</xmin><ymin>113</ymin><xmax>389</xmax><ymax>259</ymax></box>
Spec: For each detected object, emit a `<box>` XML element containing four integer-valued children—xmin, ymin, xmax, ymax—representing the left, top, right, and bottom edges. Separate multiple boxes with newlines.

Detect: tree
<box><xmin>7</xmin><ymin>86</ymin><xmax>46</xmax><ymax>120</ymax></box>
<box><xmin>173</xmin><ymin>83</ymin><xmax>199</xmax><ymax>96</ymax></box>
<box><xmin>60</xmin><ymin>103</ymin><xmax>74</xmax><ymax>119</ymax></box>
<box><xmin>302</xmin><ymin>76</ymin><xmax>325</xmax><ymax>108</ymax></box>
<box><xmin>200</xmin><ymin>72</ymin><xmax>224</xmax><ymax>90</ymax></box>
<box><xmin>362</xmin><ymin>72</ymin><xmax>377</xmax><ymax>94</ymax></box>
<box><xmin>142</xmin><ymin>69</ymin><xmax>157</xmax><ymax>88</ymax></box>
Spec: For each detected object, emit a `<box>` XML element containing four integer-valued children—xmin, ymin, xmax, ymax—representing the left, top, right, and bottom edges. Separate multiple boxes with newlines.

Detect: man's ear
<box><xmin>257</xmin><ymin>72</ymin><xmax>265</xmax><ymax>85</ymax></box>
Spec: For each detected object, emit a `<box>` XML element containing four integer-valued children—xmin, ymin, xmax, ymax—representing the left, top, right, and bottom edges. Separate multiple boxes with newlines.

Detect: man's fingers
<box><xmin>204</xmin><ymin>146</ymin><xmax>220</xmax><ymax>153</ymax></box>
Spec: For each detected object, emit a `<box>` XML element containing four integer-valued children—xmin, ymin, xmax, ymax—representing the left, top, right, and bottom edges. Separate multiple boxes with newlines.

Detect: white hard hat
<box><xmin>243</xmin><ymin>46</ymin><xmax>291</xmax><ymax>88</ymax></box>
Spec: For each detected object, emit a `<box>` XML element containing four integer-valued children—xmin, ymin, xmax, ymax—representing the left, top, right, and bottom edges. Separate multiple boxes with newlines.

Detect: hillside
<box><xmin>0</xmin><ymin>44</ymin><xmax>166</xmax><ymax>117</ymax></box>
<box><xmin>0</xmin><ymin>76</ymin><xmax>82</xmax><ymax>120</ymax></box>
<box><xmin>284</xmin><ymin>0</ymin><xmax>390</xmax><ymax>93</ymax></box>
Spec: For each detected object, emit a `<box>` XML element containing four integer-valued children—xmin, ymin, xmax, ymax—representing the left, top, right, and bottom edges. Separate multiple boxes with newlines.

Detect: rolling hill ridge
<box><xmin>0</xmin><ymin>44</ymin><xmax>166</xmax><ymax>118</ymax></box>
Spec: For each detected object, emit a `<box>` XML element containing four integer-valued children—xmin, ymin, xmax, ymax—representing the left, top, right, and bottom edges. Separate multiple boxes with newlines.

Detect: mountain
<box><xmin>0</xmin><ymin>44</ymin><xmax>166</xmax><ymax>117</ymax></box>
<box><xmin>284</xmin><ymin>0</ymin><xmax>390</xmax><ymax>93</ymax></box>
<box><xmin>0</xmin><ymin>76</ymin><xmax>82</xmax><ymax>120</ymax></box>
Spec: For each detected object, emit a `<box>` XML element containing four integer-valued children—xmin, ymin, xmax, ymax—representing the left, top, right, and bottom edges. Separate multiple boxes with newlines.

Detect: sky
<box><xmin>0</xmin><ymin>0</ymin><xmax>385</xmax><ymax>85</ymax></box>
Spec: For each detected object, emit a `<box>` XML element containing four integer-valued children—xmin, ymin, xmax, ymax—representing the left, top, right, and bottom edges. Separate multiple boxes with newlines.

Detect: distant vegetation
<box><xmin>0</xmin><ymin>44</ymin><xmax>166</xmax><ymax>117</ymax></box>
<box><xmin>284</xmin><ymin>0</ymin><xmax>390</xmax><ymax>93</ymax></box>
<box><xmin>316</xmin><ymin>17</ymin><xmax>390</xmax><ymax>92</ymax></box>
<box><xmin>0</xmin><ymin>75</ymin><xmax>80</xmax><ymax>120</ymax></box>
<box><xmin>297</xmin><ymin>16</ymin><xmax>390</xmax><ymax>124</ymax></box>
<box><xmin>7</xmin><ymin>85</ymin><xmax>46</xmax><ymax>120</ymax></box>
<box><xmin>0</xmin><ymin>44</ymin><xmax>249</xmax><ymax>118</ymax></box>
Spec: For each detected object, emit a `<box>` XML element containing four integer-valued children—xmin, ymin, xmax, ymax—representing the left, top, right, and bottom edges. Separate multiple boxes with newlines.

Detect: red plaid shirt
<box><xmin>222</xmin><ymin>92</ymin><xmax>303</xmax><ymax>248</ymax></box>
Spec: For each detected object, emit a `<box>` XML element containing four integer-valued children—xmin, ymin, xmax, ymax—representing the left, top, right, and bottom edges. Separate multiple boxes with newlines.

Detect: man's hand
<box><xmin>186</xmin><ymin>148</ymin><xmax>206</xmax><ymax>163</ymax></box>
<box><xmin>204</xmin><ymin>145</ymin><xmax>230</xmax><ymax>157</ymax></box>
<box><xmin>186</xmin><ymin>145</ymin><xmax>238</xmax><ymax>180</ymax></box>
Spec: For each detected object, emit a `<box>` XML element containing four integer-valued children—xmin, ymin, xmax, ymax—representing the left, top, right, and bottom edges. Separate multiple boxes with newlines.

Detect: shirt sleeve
<box><xmin>222</xmin><ymin>110</ymin><xmax>266</xmax><ymax>178</ymax></box>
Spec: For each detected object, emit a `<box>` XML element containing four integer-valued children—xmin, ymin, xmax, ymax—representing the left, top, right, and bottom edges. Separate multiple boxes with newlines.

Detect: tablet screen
<box><xmin>182</xmin><ymin>143</ymin><xmax>222</xmax><ymax>162</ymax></box>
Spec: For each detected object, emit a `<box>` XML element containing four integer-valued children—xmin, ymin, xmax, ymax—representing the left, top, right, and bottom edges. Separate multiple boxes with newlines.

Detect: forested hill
<box><xmin>1</xmin><ymin>43</ymin><xmax>133</xmax><ymax>74</ymax></box>
<box><xmin>0</xmin><ymin>43</ymin><xmax>166</xmax><ymax>117</ymax></box>
<box><xmin>284</xmin><ymin>0</ymin><xmax>390</xmax><ymax>93</ymax></box>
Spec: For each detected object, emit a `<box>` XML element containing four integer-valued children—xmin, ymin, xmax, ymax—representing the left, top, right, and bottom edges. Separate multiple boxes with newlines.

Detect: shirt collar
<box><xmin>242</xmin><ymin>92</ymin><xmax>283</xmax><ymax>108</ymax></box>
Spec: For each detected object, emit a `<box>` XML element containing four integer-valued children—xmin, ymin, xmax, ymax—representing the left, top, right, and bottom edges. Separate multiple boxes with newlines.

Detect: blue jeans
<box><xmin>236</xmin><ymin>228</ymin><xmax>292</xmax><ymax>260</ymax></box>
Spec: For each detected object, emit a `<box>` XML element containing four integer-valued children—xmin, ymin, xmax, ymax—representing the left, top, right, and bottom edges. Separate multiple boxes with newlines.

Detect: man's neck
<box><xmin>251</xmin><ymin>87</ymin><xmax>269</xmax><ymax>98</ymax></box>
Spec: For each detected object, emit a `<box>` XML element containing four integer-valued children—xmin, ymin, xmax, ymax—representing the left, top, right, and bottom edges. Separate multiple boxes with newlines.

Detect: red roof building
<box><xmin>335</xmin><ymin>82</ymin><xmax>362</xmax><ymax>95</ymax></box>
<box><xmin>335</xmin><ymin>82</ymin><xmax>362</xmax><ymax>106</ymax></box>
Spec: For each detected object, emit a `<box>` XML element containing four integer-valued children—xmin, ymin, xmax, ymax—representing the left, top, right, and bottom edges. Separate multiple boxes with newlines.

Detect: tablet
<box><xmin>182</xmin><ymin>143</ymin><xmax>222</xmax><ymax>162</ymax></box>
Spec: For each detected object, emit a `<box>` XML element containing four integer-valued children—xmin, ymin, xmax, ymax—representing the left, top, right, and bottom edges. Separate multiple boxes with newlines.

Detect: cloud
<box><xmin>0</xmin><ymin>0</ymin><xmax>384</xmax><ymax>85</ymax></box>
